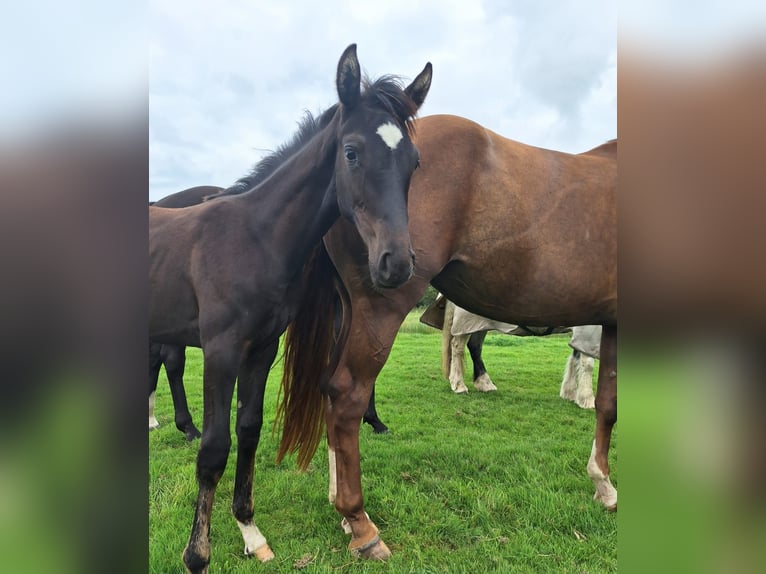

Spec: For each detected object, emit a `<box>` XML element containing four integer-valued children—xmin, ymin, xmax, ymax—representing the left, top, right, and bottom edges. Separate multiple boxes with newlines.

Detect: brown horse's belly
<box><xmin>431</xmin><ymin>259</ymin><xmax>616</xmax><ymax>327</ymax></box>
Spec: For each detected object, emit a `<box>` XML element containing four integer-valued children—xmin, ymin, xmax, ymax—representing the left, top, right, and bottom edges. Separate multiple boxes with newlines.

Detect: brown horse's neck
<box><xmin>239</xmin><ymin>112</ymin><xmax>341</xmax><ymax>268</ymax></box>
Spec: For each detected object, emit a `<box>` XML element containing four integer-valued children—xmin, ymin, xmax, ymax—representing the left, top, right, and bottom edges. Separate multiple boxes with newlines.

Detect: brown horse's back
<box><xmin>409</xmin><ymin>114</ymin><xmax>616</xmax><ymax>326</ymax></box>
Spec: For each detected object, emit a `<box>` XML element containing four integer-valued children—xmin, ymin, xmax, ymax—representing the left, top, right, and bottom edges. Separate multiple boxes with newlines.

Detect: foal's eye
<box><xmin>344</xmin><ymin>147</ymin><xmax>358</xmax><ymax>163</ymax></box>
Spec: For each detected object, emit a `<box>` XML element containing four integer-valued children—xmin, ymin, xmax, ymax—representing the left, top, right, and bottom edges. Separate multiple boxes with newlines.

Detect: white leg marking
<box><xmin>328</xmin><ymin>447</ymin><xmax>337</xmax><ymax>504</ymax></box>
<box><xmin>575</xmin><ymin>356</ymin><xmax>596</xmax><ymax>409</ymax></box>
<box><xmin>376</xmin><ymin>122</ymin><xmax>403</xmax><ymax>150</ymax></box>
<box><xmin>560</xmin><ymin>353</ymin><xmax>578</xmax><ymax>401</ymax></box>
<box><xmin>473</xmin><ymin>372</ymin><xmax>497</xmax><ymax>392</ymax></box>
<box><xmin>587</xmin><ymin>440</ymin><xmax>617</xmax><ymax>509</ymax></box>
<box><xmin>236</xmin><ymin>520</ymin><xmax>273</xmax><ymax>562</ymax></box>
<box><xmin>449</xmin><ymin>334</ymin><xmax>469</xmax><ymax>393</ymax></box>
<box><xmin>341</xmin><ymin>511</ymin><xmax>370</xmax><ymax>535</ymax></box>
<box><xmin>149</xmin><ymin>391</ymin><xmax>159</xmax><ymax>429</ymax></box>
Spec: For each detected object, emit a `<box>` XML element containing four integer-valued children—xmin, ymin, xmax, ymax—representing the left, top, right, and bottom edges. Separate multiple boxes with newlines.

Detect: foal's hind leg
<box><xmin>362</xmin><ymin>386</ymin><xmax>389</xmax><ymax>434</ymax></box>
<box><xmin>468</xmin><ymin>331</ymin><xmax>497</xmax><ymax>392</ymax></box>
<box><xmin>587</xmin><ymin>325</ymin><xmax>617</xmax><ymax>511</ymax></box>
<box><xmin>231</xmin><ymin>340</ymin><xmax>278</xmax><ymax>562</ymax></box>
<box><xmin>182</xmin><ymin>339</ymin><xmax>239</xmax><ymax>574</ymax></box>
<box><xmin>149</xmin><ymin>342</ymin><xmax>163</xmax><ymax>430</ymax></box>
<box><xmin>161</xmin><ymin>344</ymin><xmax>202</xmax><ymax>441</ymax></box>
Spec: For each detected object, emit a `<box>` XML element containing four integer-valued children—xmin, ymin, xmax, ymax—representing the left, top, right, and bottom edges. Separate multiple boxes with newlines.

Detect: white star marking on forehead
<box><xmin>376</xmin><ymin>122</ymin><xmax>403</xmax><ymax>150</ymax></box>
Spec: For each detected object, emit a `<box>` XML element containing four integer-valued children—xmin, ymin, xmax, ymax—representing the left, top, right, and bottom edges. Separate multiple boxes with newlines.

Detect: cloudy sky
<box><xmin>149</xmin><ymin>0</ymin><xmax>617</xmax><ymax>201</ymax></box>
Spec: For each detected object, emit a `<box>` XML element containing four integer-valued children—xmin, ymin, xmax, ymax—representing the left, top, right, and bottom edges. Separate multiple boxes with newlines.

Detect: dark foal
<box><xmin>149</xmin><ymin>45</ymin><xmax>431</xmax><ymax>573</ymax></box>
<box><xmin>148</xmin><ymin>183</ymin><xmax>388</xmax><ymax>439</ymax></box>
<box><xmin>149</xmin><ymin>186</ymin><xmax>223</xmax><ymax>441</ymax></box>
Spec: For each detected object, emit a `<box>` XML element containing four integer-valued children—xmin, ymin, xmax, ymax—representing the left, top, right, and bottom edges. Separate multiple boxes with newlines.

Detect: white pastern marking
<box><xmin>587</xmin><ymin>440</ymin><xmax>617</xmax><ymax>508</ymax></box>
<box><xmin>149</xmin><ymin>391</ymin><xmax>159</xmax><ymax>429</ymax></box>
<box><xmin>376</xmin><ymin>122</ymin><xmax>403</xmax><ymax>150</ymax></box>
<box><xmin>236</xmin><ymin>520</ymin><xmax>268</xmax><ymax>555</ymax></box>
<box><xmin>328</xmin><ymin>448</ymin><xmax>337</xmax><ymax>503</ymax></box>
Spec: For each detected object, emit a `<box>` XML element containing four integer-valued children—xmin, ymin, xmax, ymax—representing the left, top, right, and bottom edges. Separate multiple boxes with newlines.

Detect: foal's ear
<box><xmin>405</xmin><ymin>62</ymin><xmax>433</xmax><ymax>110</ymax></box>
<box><xmin>337</xmin><ymin>43</ymin><xmax>361</xmax><ymax>109</ymax></box>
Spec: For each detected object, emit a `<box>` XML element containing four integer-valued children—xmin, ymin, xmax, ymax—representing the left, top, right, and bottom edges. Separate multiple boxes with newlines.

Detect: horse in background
<box><xmin>420</xmin><ymin>294</ymin><xmax>570</xmax><ymax>393</ymax></box>
<box><xmin>559</xmin><ymin>325</ymin><xmax>602</xmax><ymax>409</ymax></box>
<box><xmin>149</xmin><ymin>45</ymin><xmax>432</xmax><ymax>572</ymax></box>
<box><xmin>148</xmin><ymin>186</ymin><xmax>223</xmax><ymax>441</ymax></box>
<box><xmin>277</xmin><ymin>120</ymin><xmax>616</xmax><ymax>560</ymax></box>
<box><xmin>424</xmin><ymin>295</ymin><xmax>600</xmax><ymax>408</ymax></box>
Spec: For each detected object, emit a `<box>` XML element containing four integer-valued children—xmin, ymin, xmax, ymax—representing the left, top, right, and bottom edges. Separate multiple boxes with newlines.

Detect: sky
<box><xmin>149</xmin><ymin>0</ymin><xmax>617</xmax><ymax>201</ymax></box>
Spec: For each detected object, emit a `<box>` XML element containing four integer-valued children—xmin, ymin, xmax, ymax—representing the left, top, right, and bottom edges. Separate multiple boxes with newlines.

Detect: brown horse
<box><xmin>278</xmin><ymin>116</ymin><xmax>616</xmax><ymax>559</ymax></box>
<box><xmin>150</xmin><ymin>45</ymin><xmax>432</xmax><ymax>573</ymax></box>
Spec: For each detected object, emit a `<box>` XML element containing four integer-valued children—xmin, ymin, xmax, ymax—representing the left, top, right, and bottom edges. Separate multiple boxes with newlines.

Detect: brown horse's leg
<box><xmin>326</xmin><ymin>398</ymin><xmax>338</xmax><ymax>504</ymax></box>
<box><xmin>327</xmin><ymin>363</ymin><xmax>391</xmax><ymax>560</ymax></box>
<box><xmin>327</xmin><ymin>291</ymin><xmax>422</xmax><ymax>560</ymax></box>
<box><xmin>182</xmin><ymin>339</ymin><xmax>239</xmax><ymax>574</ymax></box>
<box><xmin>587</xmin><ymin>325</ymin><xmax>618</xmax><ymax>510</ymax></box>
<box><xmin>231</xmin><ymin>340</ymin><xmax>278</xmax><ymax>562</ymax></box>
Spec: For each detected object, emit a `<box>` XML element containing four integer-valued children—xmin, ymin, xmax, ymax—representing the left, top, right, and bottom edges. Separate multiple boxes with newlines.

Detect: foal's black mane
<box><xmin>215</xmin><ymin>75</ymin><xmax>419</xmax><ymax>198</ymax></box>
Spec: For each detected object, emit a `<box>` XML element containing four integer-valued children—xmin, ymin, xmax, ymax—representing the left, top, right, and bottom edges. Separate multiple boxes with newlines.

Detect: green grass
<box><xmin>150</xmin><ymin>314</ymin><xmax>617</xmax><ymax>572</ymax></box>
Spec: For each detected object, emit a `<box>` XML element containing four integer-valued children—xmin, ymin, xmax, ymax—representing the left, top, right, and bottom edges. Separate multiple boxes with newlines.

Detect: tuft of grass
<box><xmin>150</xmin><ymin>312</ymin><xmax>617</xmax><ymax>572</ymax></box>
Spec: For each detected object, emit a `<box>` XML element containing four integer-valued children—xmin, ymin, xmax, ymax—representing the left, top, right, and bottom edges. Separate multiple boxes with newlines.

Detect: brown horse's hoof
<box><xmin>349</xmin><ymin>535</ymin><xmax>391</xmax><ymax>560</ymax></box>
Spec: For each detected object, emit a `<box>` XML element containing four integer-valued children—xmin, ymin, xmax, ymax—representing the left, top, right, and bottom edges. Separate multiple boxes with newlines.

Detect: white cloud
<box><xmin>150</xmin><ymin>0</ymin><xmax>616</xmax><ymax>200</ymax></box>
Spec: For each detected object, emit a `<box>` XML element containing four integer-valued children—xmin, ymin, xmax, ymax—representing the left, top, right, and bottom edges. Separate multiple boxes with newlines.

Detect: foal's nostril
<box><xmin>379</xmin><ymin>251</ymin><xmax>392</xmax><ymax>275</ymax></box>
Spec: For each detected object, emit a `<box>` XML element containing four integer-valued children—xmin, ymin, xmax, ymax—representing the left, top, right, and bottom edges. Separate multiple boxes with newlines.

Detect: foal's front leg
<box><xmin>231</xmin><ymin>340</ymin><xmax>279</xmax><ymax>562</ymax></box>
<box><xmin>182</xmin><ymin>340</ymin><xmax>239</xmax><ymax>574</ymax></box>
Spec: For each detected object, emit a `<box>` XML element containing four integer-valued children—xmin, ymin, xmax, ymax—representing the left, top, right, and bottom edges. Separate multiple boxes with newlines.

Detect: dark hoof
<box><xmin>182</xmin><ymin>547</ymin><xmax>208</xmax><ymax>574</ymax></box>
<box><xmin>184</xmin><ymin>427</ymin><xmax>202</xmax><ymax>441</ymax></box>
<box><xmin>372</xmin><ymin>426</ymin><xmax>390</xmax><ymax>434</ymax></box>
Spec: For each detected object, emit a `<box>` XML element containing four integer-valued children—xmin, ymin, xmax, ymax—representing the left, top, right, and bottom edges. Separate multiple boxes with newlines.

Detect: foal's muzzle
<box><xmin>371</xmin><ymin>248</ymin><xmax>415</xmax><ymax>288</ymax></box>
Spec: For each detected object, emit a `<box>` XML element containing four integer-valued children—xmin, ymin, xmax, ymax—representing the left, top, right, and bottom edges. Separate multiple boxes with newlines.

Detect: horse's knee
<box><xmin>196</xmin><ymin>434</ymin><xmax>232</xmax><ymax>484</ymax></box>
<box><xmin>235</xmin><ymin>418</ymin><xmax>263</xmax><ymax>449</ymax></box>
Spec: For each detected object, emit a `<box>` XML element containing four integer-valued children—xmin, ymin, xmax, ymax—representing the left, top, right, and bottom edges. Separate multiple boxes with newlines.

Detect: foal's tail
<box><xmin>275</xmin><ymin>242</ymin><xmax>350</xmax><ymax>470</ymax></box>
<box><xmin>441</xmin><ymin>300</ymin><xmax>456</xmax><ymax>379</ymax></box>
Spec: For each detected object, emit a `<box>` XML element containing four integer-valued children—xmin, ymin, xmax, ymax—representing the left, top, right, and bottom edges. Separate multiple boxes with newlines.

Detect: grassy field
<box><xmin>149</xmin><ymin>313</ymin><xmax>617</xmax><ymax>573</ymax></box>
